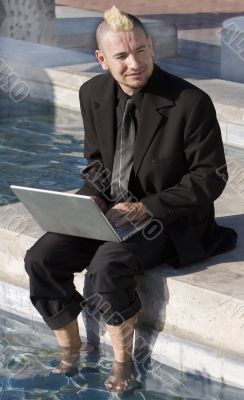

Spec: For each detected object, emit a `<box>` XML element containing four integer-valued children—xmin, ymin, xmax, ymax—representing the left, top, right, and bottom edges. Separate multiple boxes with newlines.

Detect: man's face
<box><xmin>96</xmin><ymin>27</ymin><xmax>154</xmax><ymax>96</ymax></box>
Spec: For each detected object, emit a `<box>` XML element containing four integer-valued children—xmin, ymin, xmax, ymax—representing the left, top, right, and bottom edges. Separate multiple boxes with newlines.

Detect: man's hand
<box><xmin>105</xmin><ymin>202</ymin><xmax>150</xmax><ymax>227</ymax></box>
<box><xmin>92</xmin><ymin>196</ymin><xmax>109</xmax><ymax>213</ymax></box>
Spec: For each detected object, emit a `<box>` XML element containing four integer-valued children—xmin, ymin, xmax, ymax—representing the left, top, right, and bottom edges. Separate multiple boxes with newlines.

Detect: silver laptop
<box><xmin>10</xmin><ymin>185</ymin><xmax>150</xmax><ymax>242</ymax></box>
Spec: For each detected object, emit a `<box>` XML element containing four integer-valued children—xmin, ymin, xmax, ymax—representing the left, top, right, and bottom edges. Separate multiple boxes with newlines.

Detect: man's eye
<box><xmin>116</xmin><ymin>55</ymin><xmax>127</xmax><ymax>60</ymax></box>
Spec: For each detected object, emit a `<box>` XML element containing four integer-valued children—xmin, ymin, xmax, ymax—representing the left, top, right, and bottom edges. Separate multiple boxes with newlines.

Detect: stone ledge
<box><xmin>0</xmin><ymin>201</ymin><xmax>243</xmax><ymax>360</ymax></box>
<box><xmin>1</xmin><ymin>264</ymin><xmax>244</xmax><ymax>390</ymax></box>
<box><xmin>55</xmin><ymin>7</ymin><xmax>178</xmax><ymax>61</ymax></box>
<box><xmin>1</xmin><ymin>37</ymin><xmax>244</xmax><ymax>132</ymax></box>
<box><xmin>188</xmin><ymin>78</ymin><xmax>244</xmax><ymax>128</ymax></box>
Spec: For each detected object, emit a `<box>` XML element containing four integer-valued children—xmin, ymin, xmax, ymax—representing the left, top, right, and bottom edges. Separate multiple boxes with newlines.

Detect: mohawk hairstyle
<box><xmin>96</xmin><ymin>5</ymin><xmax>148</xmax><ymax>49</ymax></box>
<box><xmin>104</xmin><ymin>5</ymin><xmax>134</xmax><ymax>32</ymax></box>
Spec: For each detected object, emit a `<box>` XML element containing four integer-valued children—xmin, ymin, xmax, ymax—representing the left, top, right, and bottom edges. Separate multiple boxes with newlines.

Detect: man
<box><xmin>24</xmin><ymin>6</ymin><xmax>237</xmax><ymax>393</ymax></box>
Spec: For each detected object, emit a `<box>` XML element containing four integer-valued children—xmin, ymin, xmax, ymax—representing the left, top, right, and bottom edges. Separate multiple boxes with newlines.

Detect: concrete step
<box><xmin>1</xmin><ymin>36</ymin><xmax>243</xmax><ymax>149</ymax></box>
<box><xmin>54</xmin><ymin>5</ymin><xmax>177</xmax><ymax>60</ymax></box>
<box><xmin>0</xmin><ymin>207</ymin><xmax>243</xmax><ymax>358</ymax></box>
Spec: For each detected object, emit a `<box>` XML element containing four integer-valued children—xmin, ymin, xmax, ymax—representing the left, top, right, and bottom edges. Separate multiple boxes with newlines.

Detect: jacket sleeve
<box><xmin>141</xmin><ymin>93</ymin><xmax>228</xmax><ymax>225</ymax></box>
<box><xmin>77</xmin><ymin>87</ymin><xmax>110</xmax><ymax>200</ymax></box>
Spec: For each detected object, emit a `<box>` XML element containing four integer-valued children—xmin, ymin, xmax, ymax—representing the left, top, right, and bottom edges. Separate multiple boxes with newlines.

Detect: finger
<box><xmin>107</xmin><ymin>213</ymin><xmax>126</xmax><ymax>227</ymax></box>
<box><xmin>113</xmin><ymin>203</ymin><xmax>132</xmax><ymax>212</ymax></box>
<box><xmin>114</xmin><ymin>216</ymin><xmax>133</xmax><ymax>227</ymax></box>
<box><xmin>106</xmin><ymin>210</ymin><xmax>121</xmax><ymax>223</ymax></box>
<box><xmin>105</xmin><ymin>209</ymin><xmax>114</xmax><ymax>220</ymax></box>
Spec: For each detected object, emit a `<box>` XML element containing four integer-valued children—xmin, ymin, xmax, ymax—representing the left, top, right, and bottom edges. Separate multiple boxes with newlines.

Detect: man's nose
<box><xmin>127</xmin><ymin>54</ymin><xmax>140</xmax><ymax>69</ymax></box>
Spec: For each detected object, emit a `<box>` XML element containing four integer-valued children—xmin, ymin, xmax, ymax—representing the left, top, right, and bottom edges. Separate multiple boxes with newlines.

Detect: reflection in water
<box><xmin>1</xmin><ymin>312</ymin><xmax>244</xmax><ymax>400</ymax></box>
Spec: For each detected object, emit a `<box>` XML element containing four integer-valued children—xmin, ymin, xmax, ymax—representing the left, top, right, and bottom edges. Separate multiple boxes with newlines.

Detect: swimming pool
<box><xmin>0</xmin><ymin>96</ymin><xmax>86</xmax><ymax>206</ymax></box>
<box><xmin>1</xmin><ymin>95</ymin><xmax>244</xmax><ymax>399</ymax></box>
<box><xmin>1</xmin><ymin>310</ymin><xmax>244</xmax><ymax>400</ymax></box>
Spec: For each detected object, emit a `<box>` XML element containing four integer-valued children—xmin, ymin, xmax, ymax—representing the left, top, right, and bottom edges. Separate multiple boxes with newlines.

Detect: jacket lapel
<box><xmin>93</xmin><ymin>74</ymin><xmax>116</xmax><ymax>172</ymax></box>
<box><xmin>133</xmin><ymin>67</ymin><xmax>175</xmax><ymax>175</ymax></box>
<box><xmin>92</xmin><ymin>66</ymin><xmax>175</xmax><ymax>175</ymax></box>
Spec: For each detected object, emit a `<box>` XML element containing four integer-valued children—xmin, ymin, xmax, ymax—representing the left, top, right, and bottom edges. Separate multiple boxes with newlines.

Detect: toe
<box><xmin>115</xmin><ymin>384</ymin><xmax>123</xmax><ymax>391</ymax></box>
<box><xmin>52</xmin><ymin>368</ymin><xmax>61</xmax><ymax>374</ymax></box>
<box><xmin>104</xmin><ymin>381</ymin><xmax>113</xmax><ymax>390</ymax></box>
<box><xmin>124</xmin><ymin>379</ymin><xmax>129</xmax><ymax>388</ymax></box>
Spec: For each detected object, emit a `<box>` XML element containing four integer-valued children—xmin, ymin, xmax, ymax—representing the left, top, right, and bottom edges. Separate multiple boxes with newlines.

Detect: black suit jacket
<box><xmin>78</xmin><ymin>64</ymin><xmax>237</xmax><ymax>267</ymax></box>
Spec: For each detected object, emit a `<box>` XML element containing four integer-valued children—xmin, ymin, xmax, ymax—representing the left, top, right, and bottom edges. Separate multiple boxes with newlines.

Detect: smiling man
<box><xmin>24</xmin><ymin>5</ymin><xmax>237</xmax><ymax>394</ymax></box>
<box><xmin>95</xmin><ymin>13</ymin><xmax>154</xmax><ymax>95</ymax></box>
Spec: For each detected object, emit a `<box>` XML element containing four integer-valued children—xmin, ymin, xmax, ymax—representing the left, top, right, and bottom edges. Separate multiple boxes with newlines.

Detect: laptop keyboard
<box><xmin>112</xmin><ymin>221</ymin><xmax>135</xmax><ymax>236</ymax></box>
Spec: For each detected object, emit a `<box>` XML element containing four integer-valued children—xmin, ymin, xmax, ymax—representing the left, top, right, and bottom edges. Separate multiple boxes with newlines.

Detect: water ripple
<box><xmin>0</xmin><ymin>107</ymin><xmax>85</xmax><ymax>205</ymax></box>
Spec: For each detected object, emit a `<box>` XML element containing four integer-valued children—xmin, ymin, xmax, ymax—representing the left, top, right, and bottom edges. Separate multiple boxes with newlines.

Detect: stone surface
<box><xmin>1</xmin><ymin>147</ymin><xmax>243</xmax><ymax>365</ymax></box>
<box><xmin>0</xmin><ymin>186</ymin><xmax>243</xmax><ymax>360</ymax></box>
<box><xmin>55</xmin><ymin>6</ymin><xmax>177</xmax><ymax>60</ymax></box>
<box><xmin>0</xmin><ymin>0</ymin><xmax>56</xmax><ymax>44</ymax></box>
<box><xmin>0</xmin><ymin>37</ymin><xmax>94</xmax><ymax>109</ymax></box>
<box><xmin>56</xmin><ymin>0</ymin><xmax>244</xmax><ymax>14</ymax></box>
<box><xmin>145</xmin><ymin>20</ymin><xmax>177</xmax><ymax>60</ymax></box>
<box><xmin>0</xmin><ymin>37</ymin><xmax>93</xmax><ymax>68</ymax></box>
<box><xmin>221</xmin><ymin>16</ymin><xmax>244</xmax><ymax>84</ymax></box>
<box><xmin>2</xmin><ymin>35</ymin><xmax>244</xmax><ymax>133</ymax></box>
<box><xmin>0</xmin><ymin>0</ymin><xmax>6</xmax><ymax>29</ymax></box>
<box><xmin>1</xmin><ymin>258</ymin><xmax>244</xmax><ymax>389</ymax></box>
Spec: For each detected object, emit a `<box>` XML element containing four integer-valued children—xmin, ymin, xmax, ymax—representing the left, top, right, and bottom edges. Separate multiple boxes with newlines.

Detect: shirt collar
<box><xmin>116</xmin><ymin>83</ymin><xmax>145</xmax><ymax>111</ymax></box>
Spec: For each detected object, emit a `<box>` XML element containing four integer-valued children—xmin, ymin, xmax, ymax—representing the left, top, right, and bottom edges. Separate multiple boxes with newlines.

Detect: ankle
<box><xmin>114</xmin><ymin>353</ymin><xmax>133</xmax><ymax>363</ymax></box>
<box><xmin>60</xmin><ymin>345</ymin><xmax>81</xmax><ymax>356</ymax></box>
<box><xmin>54</xmin><ymin>319</ymin><xmax>81</xmax><ymax>349</ymax></box>
<box><xmin>114</xmin><ymin>359</ymin><xmax>133</xmax><ymax>366</ymax></box>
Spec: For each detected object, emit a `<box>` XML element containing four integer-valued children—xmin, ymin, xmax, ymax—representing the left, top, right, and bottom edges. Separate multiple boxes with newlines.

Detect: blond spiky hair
<box><xmin>103</xmin><ymin>5</ymin><xmax>133</xmax><ymax>32</ymax></box>
<box><xmin>96</xmin><ymin>6</ymin><xmax>147</xmax><ymax>49</ymax></box>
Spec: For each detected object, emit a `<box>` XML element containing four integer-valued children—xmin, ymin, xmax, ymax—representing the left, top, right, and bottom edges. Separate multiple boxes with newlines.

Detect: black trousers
<box><xmin>24</xmin><ymin>224</ymin><xmax>176</xmax><ymax>330</ymax></box>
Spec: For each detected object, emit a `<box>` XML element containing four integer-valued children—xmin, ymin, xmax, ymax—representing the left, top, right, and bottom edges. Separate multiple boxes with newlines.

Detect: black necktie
<box><xmin>111</xmin><ymin>98</ymin><xmax>136</xmax><ymax>200</ymax></box>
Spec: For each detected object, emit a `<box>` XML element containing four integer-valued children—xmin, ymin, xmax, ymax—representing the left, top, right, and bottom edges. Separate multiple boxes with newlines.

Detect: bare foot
<box><xmin>53</xmin><ymin>343</ymin><xmax>95</xmax><ymax>376</ymax></box>
<box><xmin>104</xmin><ymin>359</ymin><xmax>135</xmax><ymax>393</ymax></box>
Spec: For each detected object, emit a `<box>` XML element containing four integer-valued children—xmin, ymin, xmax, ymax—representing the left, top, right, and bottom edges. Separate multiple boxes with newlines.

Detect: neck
<box><xmin>118</xmin><ymin>83</ymin><xmax>141</xmax><ymax>97</ymax></box>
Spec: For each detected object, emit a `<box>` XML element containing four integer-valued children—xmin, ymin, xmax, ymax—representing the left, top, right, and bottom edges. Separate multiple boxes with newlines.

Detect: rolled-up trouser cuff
<box><xmin>43</xmin><ymin>296</ymin><xmax>84</xmax><ymax>330</ymax></box>
<box><xmin>104</xmin><ymin>295</ymin><xmax>142</xmax><ymax>326</ymax></box>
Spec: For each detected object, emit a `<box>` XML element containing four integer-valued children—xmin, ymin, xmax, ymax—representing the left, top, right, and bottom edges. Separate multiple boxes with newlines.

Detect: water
<box><xmin>1</xmin><ymin>96</ymin><xmax>244</xmax><ymax>399</ymax></box>
<box><xmin>1</xmin><ymin>311</ymin><xmax>244</xmax><ymax>400</ymax></box>
<box><xmin>0</xmin><ymin>96</ymin><xmax>86</xmax><ymax>206</ymax></box>
<box><xmin>1</xmin><ymin>96</ymin><xmax>244</xmax><ymax>208</ymax></box>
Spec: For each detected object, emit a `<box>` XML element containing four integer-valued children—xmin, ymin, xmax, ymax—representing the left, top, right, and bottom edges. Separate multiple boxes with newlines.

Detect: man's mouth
<box><xmin>127</xmin><ymin>72</ymin><xmax>144</xmax><ymax>77</ymax></box>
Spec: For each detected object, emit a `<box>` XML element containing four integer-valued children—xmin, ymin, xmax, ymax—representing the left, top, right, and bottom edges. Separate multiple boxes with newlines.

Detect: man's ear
<box><xmin>95</xmin><ymin>50</ymin><xmax>109</xmax><ymax>70</ymax></box>
<box><xmin>147</xmin><ymin>35</ymin><xmax>154</xmax><ymax>57</ymax></box>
